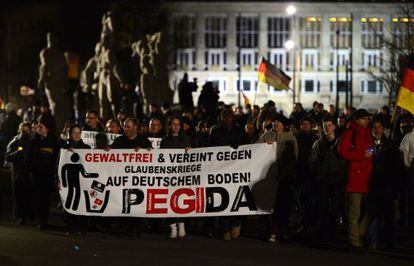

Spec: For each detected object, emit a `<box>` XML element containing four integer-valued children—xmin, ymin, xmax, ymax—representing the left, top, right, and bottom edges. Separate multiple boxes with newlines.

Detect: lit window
<box><xmin>362</xmin><ymin>50</ymin><xmax>383</xmax><ymax>70</ymax></box>
<box><xmin>205</xmin><ymin>50</ymin><xmax>227</xmax><ymax>70</ymax></box>
<box><xmin>205</xmin><ymin>17</ymin><xmax>227</xmax><ymax>48</ymax></box>
<box><xmin>392</xmin><ymin>18</ymin><xmax>414</xmax><ymax>48</ymax></box>
<box><xmin>302</xmin><ymin>49</ymin><xmax>319</xmax><ymax>71</ymax></box>
<box><xmin>175</xmin><ymin>49</ymin><xmax>196</xmax><ymax>71</ymax></box>
<box><xmin>361</xmin><ymin>17</ymin><xmax>384</xmax><ymax>48</ymax></box>
<box><xmin>268</xmin><ymin>17</ymin><xmax>290</xmax><ymax>48</ymax></box>
<box><xmin>237</xmin><ymin>16</ymin><xmax>259</xmax><ymax>48</ymax></box>
<box><xmin>268</xmin><ymin>49</ymin><xmax>289</xmax><ymax>71</ymax></box>
<box><xmin>173</xmin><ymin>16</ymin><xmax>196</xmax><ymax>48</ymax></box>
<box><xmin>299</xmin><ymin>17</ymin><xmax>321</xmax><ymax>48</ymax></box>
<box><xmin>238</xmin><ymin>49</ymin><xmax>259</xmax><ymax>68</ymax></box>
<box><xmin>329</xmin><ymin>17</ymin><xmax>352</xmax><ymax>48</ymax></box>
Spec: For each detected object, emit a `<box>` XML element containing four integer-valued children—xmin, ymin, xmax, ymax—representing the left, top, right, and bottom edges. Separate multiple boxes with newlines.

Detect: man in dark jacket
<box><xmin>366</xmin><ymin>119</ymin><xmax>396</xmax><ymax>250</ymax></box>
<box><xmin>148</xmin><ymin>118</ymin><xmax>164</xmax><ymax>138</ymax></box>
<box><xmin>311</xmin><ymin>117</ymin><xmax>346</xmax><ymax>241</ymax></box>
<box><xmin>296</xmin><ymin>117</ymin><xmax>319</xmax><ymax>232</ymax></box>
<box><xmin>209</xmin><ymin>109</ymin><xmax>248</xmax><ymax>240</ymax></box>
<box><xmin>82</xmin><ymin>110</ymin><xmax>104</xmax><ymax>132</ymax></box>
<box><xmin>5</xmin><ymin>122</ymin><xmax>34</xmax><ymax>224</ymax></box>
<box><xmin>26</xmin><ymin>116</ymin><xmax>59</xmax><ymax>230</ymax></box>
<box><xmin>209</xmin><ymin>109</ymin><xmax>247</xmax><ymax>149</ymax></box>
<box><xmin>110</xmin><ymin>117</ymin><xmax>151</xmax><ymax>236</ymax></box>
<box><xmin>111</xmin><ymin>118</ymin><xmax>152</xmax><ymax>150</ymax></box>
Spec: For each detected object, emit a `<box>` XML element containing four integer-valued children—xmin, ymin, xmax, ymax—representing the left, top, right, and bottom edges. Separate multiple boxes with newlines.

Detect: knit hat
<box><xmin>353</xmin><ymin>109</ymin><xmax>370</xmax><ymax>120</ymax></box>
<box><xmin>275</xmin><ymin>114</ymin><xmax>290</xmax><ymax>126</ymax></box>
<box><xmin>300</xmin><ymin>116</ymin><xmax>314</xmax><ymax>124</ymax></box>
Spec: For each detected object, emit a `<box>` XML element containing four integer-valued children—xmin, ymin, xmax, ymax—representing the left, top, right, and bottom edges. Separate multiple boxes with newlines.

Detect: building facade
<box><xmin>167</xmin><ymin>1</ymin><xmax>408</xmax><ymax>113</ymax></box>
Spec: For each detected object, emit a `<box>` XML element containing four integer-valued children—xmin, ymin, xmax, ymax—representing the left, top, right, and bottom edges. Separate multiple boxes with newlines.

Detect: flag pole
<box><xmin>253</xmin><ymin>81</ymin><xmax>259</xmax><ymax>106</ymax></box>
<box><xmin>237</xmin><ymin>12</ymin><xmax>242</xmax><ymax>107</ymax></box>
<box><xmin>391</xmin><ymin>87</ymin><xmax>402</xmax><ymax>124</ymax></box>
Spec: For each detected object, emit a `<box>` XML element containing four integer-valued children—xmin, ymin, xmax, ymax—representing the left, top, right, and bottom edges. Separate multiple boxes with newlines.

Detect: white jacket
<box><xmin>399</xmin><ymin>131</ymin><xmax>414</xmax><ymax>168</ymax></box>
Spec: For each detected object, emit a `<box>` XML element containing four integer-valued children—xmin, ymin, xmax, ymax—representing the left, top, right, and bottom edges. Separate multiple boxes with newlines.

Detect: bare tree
<box><xmin>368</xmin><ymin>2</ymin><xmax>414</xmax><ymax>107</ymax></box>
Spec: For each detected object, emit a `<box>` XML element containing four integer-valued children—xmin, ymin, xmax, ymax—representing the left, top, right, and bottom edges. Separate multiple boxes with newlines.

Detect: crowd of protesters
<box><xmin>1</xmin><ymin>78</ymin><xmax>414</xmax><ymax>254</ymax></box>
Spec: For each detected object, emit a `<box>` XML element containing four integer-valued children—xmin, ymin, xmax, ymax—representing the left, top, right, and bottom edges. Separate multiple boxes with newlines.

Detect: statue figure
<box><xmin>132</xmin><ymin>32</ymin><xmax>173</xmax><ymax>111</ymax></box>
<box><xmin>96</xmin><ymin>34</ymin><xmax>124</xmax><ymax>119</ymax></box>
<box><xmin>132</xmin><ymin>39</ymin><xmax>155</xmax><ymax>111</ymax></box>
<box><xmin>38</xmin><ymin>33</ymin><xmax>70</xmax><ymax>132</ymax></box>
<box><xmin>81</xmin><ymin>43</ymin><xmax>102</xmax><ymax>112</ymax></box>
<box><xmin>101</xmin><ymin>11</ymin><xmax>114</xmax><ymax>37</ymax></box>
<box><xmin>148</xmin><ymin>32</ymin><xmax>172</xmax><ymax>103</ymax></box>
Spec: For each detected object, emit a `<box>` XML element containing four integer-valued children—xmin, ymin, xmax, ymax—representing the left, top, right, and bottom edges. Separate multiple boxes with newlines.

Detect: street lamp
<box><xmin>286</xmin><ymin>5</ymin><xmax>296</xmax><ymax>16</ymax></box>
<box><xmin>285</xmin><ymin>40</ymin><xmax>297</xmax><ymax>106</ymax></box>
<box><xmin>284</xmin><ymin>40</ymin><xmax>295</xmax><ymax>50</ymax></box>
<box><xmin>286</xmin><ymin>4</ymin><xmax>297</xmax><ymax>106</ymax></box>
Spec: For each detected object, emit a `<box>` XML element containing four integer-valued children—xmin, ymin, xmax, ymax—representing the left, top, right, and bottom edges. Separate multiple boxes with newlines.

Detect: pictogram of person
<box><xmin>61</xmin><ymin>153</ymin><xmax>99</xmax><ymax>211</ymax></box>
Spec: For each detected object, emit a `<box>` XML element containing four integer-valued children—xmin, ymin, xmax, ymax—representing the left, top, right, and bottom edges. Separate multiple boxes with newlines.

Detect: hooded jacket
<box><xmin>338</xmin><ymin>122</ymin><xmax>374</xmax><ymax>193</ymax></box>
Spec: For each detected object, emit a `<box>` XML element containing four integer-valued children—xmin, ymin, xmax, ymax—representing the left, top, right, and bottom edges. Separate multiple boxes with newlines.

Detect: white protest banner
<box><xmin>57</xmin><ymin>143</ymin><xmax>277</xmax><ymax>218</ymax></box>
<box><xmin>81</xmin><ymin>131</ymin><xmax>161</xmax><ymax>149</ymax></box>
<box><xmin>148</xmin><ymin>137</ymin><xmax>161</xmax><ymax>149</ymax></box>
<box><xmin>81</xmin><ymin>131</ymin><xmax>121</xmax><ymax>149</ymax></box>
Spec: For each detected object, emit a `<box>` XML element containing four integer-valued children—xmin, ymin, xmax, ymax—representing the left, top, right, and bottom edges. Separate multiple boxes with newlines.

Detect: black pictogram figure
<box><xmin>61</xmin><ymin>153</ymin><xmax>99</xmax><ymax>210</ymax></box>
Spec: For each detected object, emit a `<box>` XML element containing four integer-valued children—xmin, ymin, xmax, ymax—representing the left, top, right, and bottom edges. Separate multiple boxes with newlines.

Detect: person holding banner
<box><xmin>82</xmin><ymin>110</ymin><xmax>104</xmax><ymax>132</ymax></box>
<box><xmin>110</xmin><ymin>117</ymin><xmax>152</xmax><ymax>237</ymax></box>
<box><xmin>148</xmin><ymin>118</ymin><xmax>164</xmax><ymax>138</ymax></box>
<box><xmin>160</xmin><ymin>117</ymin><xmax>192</xmax><ymax>238</ymax></box>
<box><xmin>59</xmin><ymin>125</ymin><xmax>91</xmax><ymax>236</ymax></box>
<box><xmin>257</xmin><ymin>114</ymin><xmax>298</xmax><ymax>243</ymax></box>
<box><xmin>209</xmin><ymin>109</ymin><xmax>248</xmax><ymax>241</ymax></box>
<box><xmin>105</xmin><ymin>119</ymin><xmax>123</xmax><ymax>134</ymax></box>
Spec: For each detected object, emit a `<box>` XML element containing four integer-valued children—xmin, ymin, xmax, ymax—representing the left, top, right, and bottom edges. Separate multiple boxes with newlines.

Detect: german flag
<box><xmin>258</xmin><ymin>57</ymin><xmax>291</xmax><ymax>90</ymax></box>
<box><xmin>242</xmin><ymin>92</ymin><xmax>251</xmax><ymax>106</ymax></box>
<box><xmin>396</xmin><ymin>68</ymin><xmax>414</xmax><ymax>115</ymax></box>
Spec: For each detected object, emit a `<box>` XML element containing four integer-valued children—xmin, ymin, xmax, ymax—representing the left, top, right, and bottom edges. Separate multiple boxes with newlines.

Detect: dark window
<box><xmin>337</xmin><ymin>80</ymin><xmax>347</xmax><ymax>92</ymax></box>
<box><xmin>368</xmin><ymin>81</ymin><xmax>377</xmax><ymax>93</ymax></box>
<box><xmin>243</xmin><ymin>80</ymin><xmax>251</xmax><ymax>91</ymax></box>
<box><xmin>305</xmin><ymin>80</ymin><xmax>314</xmax><ymax>92</ymax></box>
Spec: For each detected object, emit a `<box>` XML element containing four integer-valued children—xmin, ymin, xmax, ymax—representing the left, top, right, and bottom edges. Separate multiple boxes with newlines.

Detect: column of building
<box><xmin>351</xmin><ymin>12</ymin><xmax>363</xmax><ymax>104</ymax></box>
<box><xmin>227</xmin><ymin>12</ymin><xmax>237</xmax><ymax>95</ymax></box>
<box><xmin>195</xmin><ymin>12</ymin><xmax>205</xmax><ymax>71</ymax></box>
<box><xmin>320</xmin><ymin>13</ymin><xmax>332</xmax><ymax>103</ymax></box>
<box><xmin>257</xmin><ymin>12</ymin><xmax>268</xmax><ymax>97</ymax></box>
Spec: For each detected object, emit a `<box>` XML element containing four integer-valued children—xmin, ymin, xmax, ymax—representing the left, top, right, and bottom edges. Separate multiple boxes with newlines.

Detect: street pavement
<box><xmin>0</xmin><ymin>167</ymin><xmax>413</xmax><ymax>266</ymax></box>
<box><xmin>0</xmin><ymin>219</ymin><xmax>413</xmax><ymax>266</ymax></box>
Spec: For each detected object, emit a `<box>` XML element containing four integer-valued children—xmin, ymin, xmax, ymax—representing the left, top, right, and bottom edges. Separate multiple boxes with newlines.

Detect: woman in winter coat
<box><xmin>160</xmin><ymin>117</ymin><xmax>192</xmax><ymax>238</ymax></box>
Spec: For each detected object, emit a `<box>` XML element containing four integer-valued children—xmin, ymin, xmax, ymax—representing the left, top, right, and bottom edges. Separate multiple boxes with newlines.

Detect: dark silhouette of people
<box><xmin>178</xmin><ymin>73</ymin><xmax>197</xmax><ymax>111</ymax></box>
<box><xmin>61</xmin><ymin>153</ymin><xmax>99</xmax><ymax>211</ymax></box>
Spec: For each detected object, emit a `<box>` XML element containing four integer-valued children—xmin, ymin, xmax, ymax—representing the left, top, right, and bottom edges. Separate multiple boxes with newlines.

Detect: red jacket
<box><xmin>338</xmin><ymin>122</ymin><xmax>373</xmax><ymax>193</ymax></box>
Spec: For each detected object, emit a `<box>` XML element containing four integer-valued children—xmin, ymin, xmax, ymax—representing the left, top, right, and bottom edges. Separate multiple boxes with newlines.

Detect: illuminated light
<box><xmin>402</xmin><ymin>18</ymin><xmax>409</xmax><ymax>22</ymax></box>
<box><xmin>339</xmin><ymin>17</ymin><xmax>349</xmax><ymax>22</ymax></box>
<box><xmin>306</xmin><ymin>17</ymin><xmax>317</xmax><ymax>22</ymax></box>
<box><xmin>370</xmin><ymin>18</ymin><xmax>378</xmax><ymax>22</ymax></box>
<box><xmin>329</xmin><ymin>17</ymin><xmax>337</xmax><ymax>22</ymax></box>
<box><xmin>393</xmin><ymin>18</ymin><xmax>399</xmax><ymax>22</ymax></box>
<box><xmin>284</xmin><ymin>40</ymin><xmax>295</xmax><ymax>50</ymax></box>
<box><xmin>286</xmin><ymin>5</ymin><xmax>296</xmax><ymax>16</ymax></box>
<box><xmin>361</xmin><ymin>18</ymin><xmax>367</xmax><ymax>22</ymax></box>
